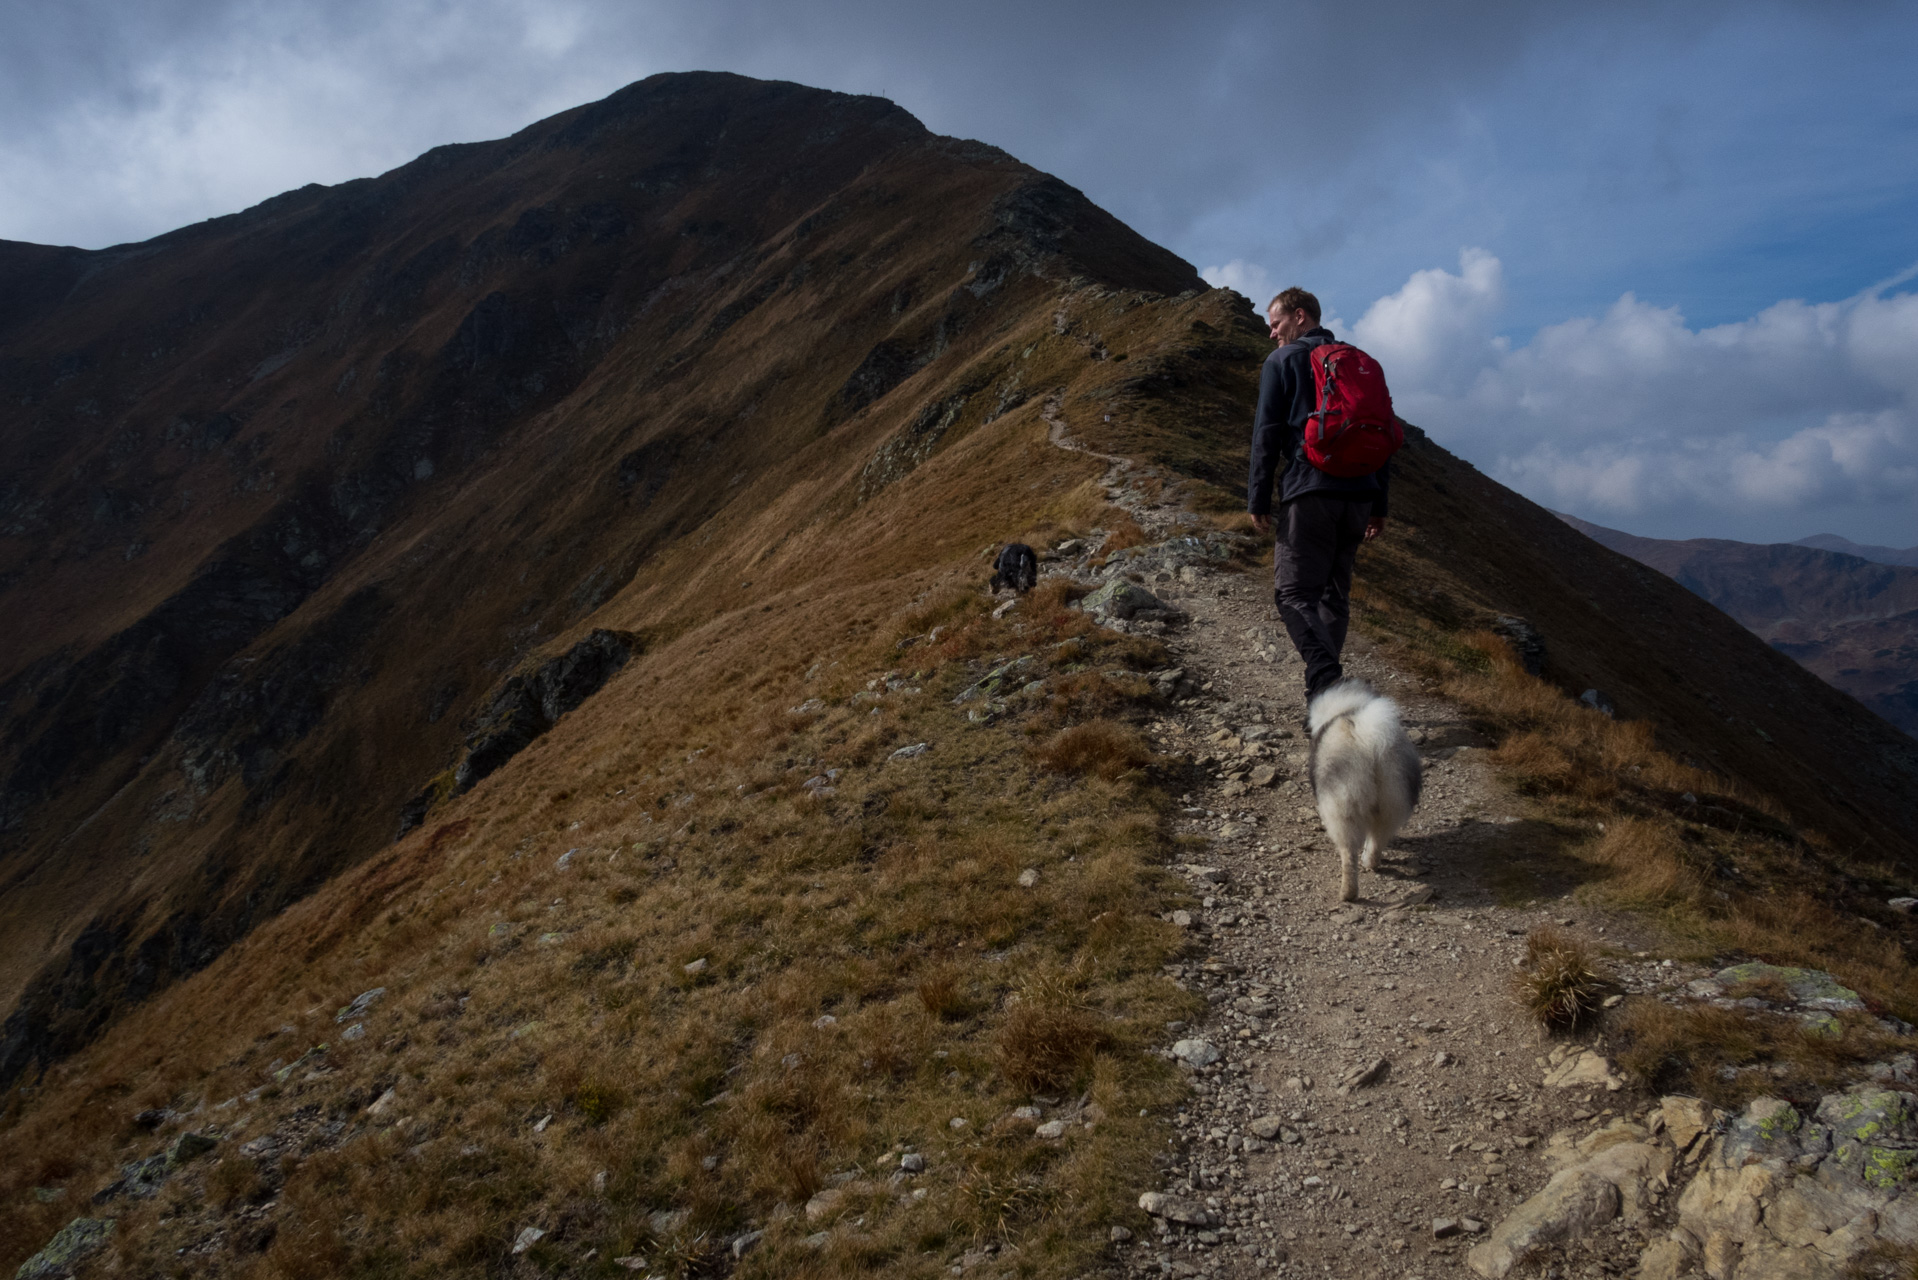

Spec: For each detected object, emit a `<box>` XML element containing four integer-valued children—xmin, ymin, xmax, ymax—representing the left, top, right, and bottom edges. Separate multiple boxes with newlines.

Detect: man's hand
<box><xmin>1249</xmin><ymin>512</ymin><xmax>1271</xmax><ymax>535</ymax></box>
<box><xmin>1363</xmin><ymin>517</ymin><xmax>1387</xmax><ymax>541</ymax></box>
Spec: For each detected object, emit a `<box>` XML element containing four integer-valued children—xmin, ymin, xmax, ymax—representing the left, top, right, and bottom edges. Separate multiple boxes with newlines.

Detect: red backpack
<box><xmin>1302</xmin><ymin>341</ymin><xmax>1403</xmax><ymax>477</ymax></box>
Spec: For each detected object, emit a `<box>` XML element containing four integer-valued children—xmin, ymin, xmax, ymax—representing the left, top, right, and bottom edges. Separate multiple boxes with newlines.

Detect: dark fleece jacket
<box><xmin>1246</xmin><ymin>327</ymin><xmax>1390</xmax><ymax>518</ymax></box>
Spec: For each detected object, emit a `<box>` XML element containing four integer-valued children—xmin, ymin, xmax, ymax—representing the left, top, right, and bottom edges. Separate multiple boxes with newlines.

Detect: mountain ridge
<box><xmin>0</xmin><ymin>68</ymin><xmax>1201</xmax><ymax>1086</ymax></box>
<box><xmin>1555</xmin><ymin>511</ymin><xmax>1918</xmax><ymax>735</ymax></box>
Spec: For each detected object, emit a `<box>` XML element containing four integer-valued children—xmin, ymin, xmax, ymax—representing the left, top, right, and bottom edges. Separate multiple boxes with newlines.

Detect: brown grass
<box><xmin>0</xmin><ymin>458</ymin><xmax>1217</xmax><ymax>1277</ymax></box>
<box><xmin>1610</xmin><ymin>997</ymin><xmax>1907</xmax><ymax>1110</ymax></box>
<box><xmin>1030</xmin><ymin>720</ymin><xmax>1152</xmax><ymax>780</ymax></box>
<box><xmin>996</xmin><ymin>972</ymin><xmax>1111</xmax><ymax>1094</ymax></box>
<box><xmin>1095</xmin><ymin>515</ymin><xmax>1149</xmax><ymax>560</ymax></box>
<box><xmin>1511</xmin><ymin>928</ymin><xmax>1609</xmax><ymax>1030</ymax></box>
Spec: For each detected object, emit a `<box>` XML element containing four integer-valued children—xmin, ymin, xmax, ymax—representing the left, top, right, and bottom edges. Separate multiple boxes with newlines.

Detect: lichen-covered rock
<box><xmin>16</xmin><ymin>1216</ymin><xmax>115</xmax><ymax>1279</ymax></box>
<box><xmin>951</xmin><ymin>655</ymin><xmax>1034</xmax><ymax>703</ymax></box>
<box><xmin>1815</xmin><ymin>1088</ymin><xmax>1917</xmax><ymax>1189</ymax></box>
<box><xmin>1653</xmin><ymin>1086</ymin><xmax>1918</xmax><ymax>1277</ymax></box>
<box><xmin>1080</xmin><ymin>579</ymin><xmax>1169</xmax><ymax>621</ymax></box>
<box><xmin>1713</xmin><ymin>963</ymin><xmax>1865</xmax><ymax>1012</ymax></box>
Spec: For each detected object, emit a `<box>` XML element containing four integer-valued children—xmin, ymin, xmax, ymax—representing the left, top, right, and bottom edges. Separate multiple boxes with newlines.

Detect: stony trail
<box><xmin>1029</xmin><ymin>409</ymin><xmax>1661</xmax><ymax>1277</ymax></box>
<box><xmin>1101</xmin><ymin>561</ymin><xmax>1668</xmax><ymax>1280</ymax></box>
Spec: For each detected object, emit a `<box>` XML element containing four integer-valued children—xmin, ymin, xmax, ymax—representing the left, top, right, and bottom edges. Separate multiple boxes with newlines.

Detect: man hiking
<box><xmin>1246</xmin><ymin>287</ymin><xmax>1394</xmax><ymax>704</ymax></box>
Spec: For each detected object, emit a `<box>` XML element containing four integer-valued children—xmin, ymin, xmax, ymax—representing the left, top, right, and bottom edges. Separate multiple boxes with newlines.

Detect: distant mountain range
<box><xmin>1557</xmin><ymin>513</ymin><xmax>1918</xmax><ymax>735</ymax></box>
<box><xmin>1792</xmin><ymin>533</ymin><xmax>1918</xmax><ymax>568</ymax></box>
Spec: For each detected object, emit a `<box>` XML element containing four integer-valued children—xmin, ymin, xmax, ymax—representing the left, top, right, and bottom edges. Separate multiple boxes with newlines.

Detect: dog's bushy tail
<box><xmin>1307</xmin><ymin>679</ymin><xmax>1378</xmax><ymax>736</ymax></box>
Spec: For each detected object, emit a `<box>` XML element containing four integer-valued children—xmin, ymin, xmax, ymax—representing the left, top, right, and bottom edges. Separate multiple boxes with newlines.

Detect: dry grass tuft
<box><xmin>1511</xmin><ymin>928</ymin><xmax>1609</xmax><ymax>1030</ymax></box>
<box><xmin>1096</xmin><ymin>515</ymin><xmax>1149</xmax><ymax>560</ymax></box>
<box><xmin>916</xmin><ymin>967</ymin><xmax>970</xmax><ymax>1021</ymax></box>
<box><xmin>1030</xmin><ymin>720</ymin><xmax>1151</xmax><ymax>780</ymax></box>
<box><xmin>996</xmin><ymin>973</ymin><xmax>1110</xmax><ymax>1093</ymax></box>
<box><xmin>207</xmin><ymin>1155</ymin><xmax>266</xmax><ymax>1209</ymax></box>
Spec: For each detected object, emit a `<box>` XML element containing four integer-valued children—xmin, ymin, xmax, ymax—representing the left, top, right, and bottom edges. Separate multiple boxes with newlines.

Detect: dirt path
<box><xmin>1111</xmin><ymin>564</ymin><xmax>1648</xmax><ymax>1279</ymax></box>
<box><xmin>1027</xmin><ymin>408</ymin><xmax>1658</xmax><ymax>1277</ymax></box>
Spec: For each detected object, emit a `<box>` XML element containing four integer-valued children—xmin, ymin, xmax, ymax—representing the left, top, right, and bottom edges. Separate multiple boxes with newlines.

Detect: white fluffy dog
<box><xmin>1307</xmin><ymin>678</ymin><xmax>1423</xmax><ymax>902</ymax></box>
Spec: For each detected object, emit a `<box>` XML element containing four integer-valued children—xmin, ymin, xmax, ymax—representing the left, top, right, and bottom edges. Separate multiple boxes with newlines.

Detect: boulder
<box><xmin>1542</xmin><ymin>1047</ymin><xmax>1624</xmax><ymax>1091</ymax></box>
<box><xmin>1081</xmin><ymin>579</ymin><xmax>1170</xmax><ymax>621</ymax></box>
<box><xmin>16</xmin><ymin>1218</ymin><xmax>116</xmax><ymax>1280</ymax></box>
<box><xmin>1658</xmin><ymin>1095</ymin><xmax>1717</xmax><ymax>1153</ymax></box>
<box><xmin>1467</xmin><ymin>1169</ymin><xmax>1621</xmax><ymax>1277</ymax></box>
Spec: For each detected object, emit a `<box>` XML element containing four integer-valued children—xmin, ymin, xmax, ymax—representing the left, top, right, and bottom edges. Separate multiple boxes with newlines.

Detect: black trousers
<box><xmin>1273</xmin><ymin>494</ymin><xmax>1372</xmax><ymax>699</ymax></box>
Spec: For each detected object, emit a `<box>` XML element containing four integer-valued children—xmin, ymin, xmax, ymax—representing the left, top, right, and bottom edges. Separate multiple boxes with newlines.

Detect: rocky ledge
<box><xmin>1469</xmin><ymin>1085</ymin><xmax>1918</xmax><ymax>1278</ymax></box>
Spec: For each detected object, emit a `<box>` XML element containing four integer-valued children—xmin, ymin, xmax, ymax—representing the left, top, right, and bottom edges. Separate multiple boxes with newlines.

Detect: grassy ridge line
<box><xmin>0</xmin><ymin>288</ymin><xmax>1263</xmax><ymax>1277</ymax></box>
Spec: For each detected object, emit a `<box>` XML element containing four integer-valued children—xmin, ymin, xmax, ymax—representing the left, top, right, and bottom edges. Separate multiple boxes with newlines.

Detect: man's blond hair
<box><xmin>1267</xmin><ymin>287</ymin><xmax>1321</xmax><ymax>323</ymax></box>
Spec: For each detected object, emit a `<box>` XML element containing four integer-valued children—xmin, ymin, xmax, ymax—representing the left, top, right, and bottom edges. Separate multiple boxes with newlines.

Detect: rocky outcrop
<box><xmin>1469</xmin><ymin>1088</ymin><xmax>1918</xmax><ymax>1279</ymax></box>
<box><xmin>14</xmin><ymin>1216</ymin><xmax>114</xmax><ymax>1280</ymax></box>
<box><xmin>397</xmin><ymin>629</ymin><xmax>640</xmax><ymax>836</ymax></box>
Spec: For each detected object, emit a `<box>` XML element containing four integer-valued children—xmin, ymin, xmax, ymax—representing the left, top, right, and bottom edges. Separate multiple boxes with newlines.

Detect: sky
<box><xmin>5</xmin><ymin>0</ymin><xmax>1917</xmax><ymax>546</ymax></box>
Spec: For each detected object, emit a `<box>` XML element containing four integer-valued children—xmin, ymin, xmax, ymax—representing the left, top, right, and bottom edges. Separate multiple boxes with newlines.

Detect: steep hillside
<box><xmin>1558</xmin><ymin>513</ymin><xmax>1918</xmax><ymax>735</ymax></box>
<box><xmin>3</xmin><ymin>72</ymin><xmax>1917</xmax><ymax>1280</ymax></box>
<box><xmin>0</xmin><ymin>71</ymin><xmax>1198</xmax><ymax>1087</ymax></box>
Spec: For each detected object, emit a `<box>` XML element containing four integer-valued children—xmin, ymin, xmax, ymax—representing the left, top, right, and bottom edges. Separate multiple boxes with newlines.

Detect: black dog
<box><xmin>990</xmin><ymin>542</ymin><xmax>1038</xmax><ymax>593</ymax></box>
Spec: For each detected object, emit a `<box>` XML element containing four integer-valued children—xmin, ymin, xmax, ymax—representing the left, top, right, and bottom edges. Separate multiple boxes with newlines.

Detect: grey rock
<box><xmin>1890</xmin><ymin>897</ymin><xmax>1918</xmax><ymax>913</ymax></box>
<box><xmin>1433</xmin><ymin>1217</ymin><xmax>1461</xmax><ymax>1238</ymax></box>
<box><xmin>15</xmin><ymin>1217</ymin><xmax>115</xmax><ymax>1280</ymax></box>
<box><xmin>1172</xmin><ymin>1039</ymin><xmax>1221</xmax><ymax>1067</ymax></box>
<box><xmin>1017</xmin><ymin>868</ymin><xmax>1039</xmax><ymax>887</ymax></box>
<box><xmin>1109</xmin><ymin>1225</ymin><xmax>1133</xmax><ymax>1242</ymax></box>
<box><xmin>952</xmin><ymin>656</ymin><xmax>1034</xmax><ymax>704</ymax></box>
<box><xmin>1339</xmin><ymin>1057</ymin><xmax>1390</xmax><ymax>1092</ymax></box>
<box><xmin>731</xmin><ymin>1230</ymin><xmax>764</xmax><ymax>1259</ymax></box>
<box><xmin>1081</xmin><ymin>579</ymin><xmax>1170</xmax><ymax>621</ymax></box>
<box><xmin>889</xmin><ymin>742</ymin><xmax>930</xmax><ymax>760</ymax></box>
<box><xmin>682</xmin><ymin>957</ymin><xmax>708</xmax><ymax>975</ymax></box>
<box><xmin>1036</xmin><ymin>1120</ymin><xmax>1068</xmax><ymax>1139</ymax></box>
<box><xmin>1138</xmin><ymin>1191</ymin><xmax>1217</xmax><ymax>1226</ymax></box>
<box><xmin>1248</xmin><ymin>1115</ymin><xmax>1286</xmax><ymax>1141</ymax></box>
<box><xmin>900</xmin><ymin>1153</ymin><xmax>926</xmax><ymax>1173</ymax></box>
<box><xmin>167</xmin><ymin>1131</ymin><xmax>217</xmax><ymax>1167</ymax></box>
<box><xmin>335</xmin><ymin>987</ymin><xmax>386</xmax><ymax>1023</ymax></box>
<box><xmin>511</xmin><ymin>1226</ymin><xmax>546</xmax><ymax>1255</ymax></box>
<box><xmin>1578</xmin><ymin>689</ymin><xmax>1615</xmax><ymax>717</ymax></box>
<box><xmin>1713</xmin><ymin>962</ymin><xmax>1864</xmax><ymax>1012</ymax></box>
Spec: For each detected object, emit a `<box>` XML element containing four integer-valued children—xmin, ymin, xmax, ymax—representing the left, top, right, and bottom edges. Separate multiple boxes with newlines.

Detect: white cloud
<box><xmin>1349</xmin><ymin>247</ymin><xmax>1504</xmax><ymax>392</ymax></box>
<box><xmin>1358</xmin><ymin>251</ymin><xmax>1918</xmax><ymax>543</ymax></box>
<box><xmin>1200</xmin><ymin>258</ymin><xmax>1275</xmax><ymax>308</ymax></box>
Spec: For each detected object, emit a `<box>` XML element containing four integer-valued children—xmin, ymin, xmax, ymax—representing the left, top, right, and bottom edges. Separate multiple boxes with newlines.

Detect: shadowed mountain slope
<box><xmin>0</xmin><ymin>70</ymin><xmax>1200</xmax><ymax>1086</ymax></box>
<box><xmin>1556</xmin><ymin>512</ymin><xmax>1918</xmax><ymax>736</ymax></box>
